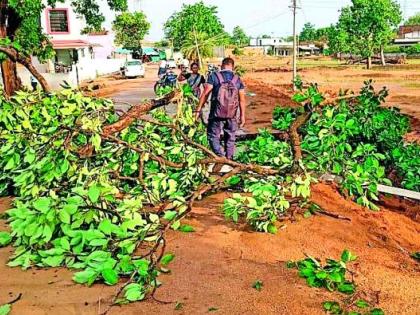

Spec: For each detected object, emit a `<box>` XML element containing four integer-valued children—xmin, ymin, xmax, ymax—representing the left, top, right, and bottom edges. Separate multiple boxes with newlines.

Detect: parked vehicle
<box><xmin>154</xmin><ymin>69</ymin><xmax>177</xmax><ymax>93</ymax></box>
<box><xmin>122</xmin><ymin>60</ymin><xmax>145</xmax><ymax>78</ymax></box>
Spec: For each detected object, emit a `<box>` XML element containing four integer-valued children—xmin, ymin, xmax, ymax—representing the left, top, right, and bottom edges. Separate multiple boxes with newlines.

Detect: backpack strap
<box><xmin>215</xmin><ymin>72</ymin><xmax>225</xmax><ymax>85</ymax></box>
<box><xmin>231</xmin><ymin>75</ymin><xmax>240</xmax><ymax>86</ymax></box>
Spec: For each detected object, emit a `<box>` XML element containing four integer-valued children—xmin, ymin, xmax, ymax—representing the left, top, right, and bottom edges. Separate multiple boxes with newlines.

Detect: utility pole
<box><xmin>290</xmin><ymin>0</ymin><xmax>298</xmax><ymax>90</ymax></box>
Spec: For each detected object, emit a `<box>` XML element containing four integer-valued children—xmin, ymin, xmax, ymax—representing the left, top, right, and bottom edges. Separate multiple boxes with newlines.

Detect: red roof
<box><xmin>51</xmin><ymin>39</ymin><xmax>90</xmax><ymax>49</ymax></box>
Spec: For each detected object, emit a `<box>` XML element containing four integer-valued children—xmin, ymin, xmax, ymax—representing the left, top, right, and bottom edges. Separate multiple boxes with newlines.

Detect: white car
<box><xmin>123</xmin><ymin>60</ymin><xmax>145</xmax><ymax>78</ymax></box>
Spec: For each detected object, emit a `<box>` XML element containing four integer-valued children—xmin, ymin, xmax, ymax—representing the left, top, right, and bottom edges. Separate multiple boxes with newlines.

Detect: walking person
<box><xmin>179</xmin><ymin>62</ymin><xmax>205</xmax><ymax>98</ymax></box>
<box><xmin>30</xmin><ymin>76</ymin><xmax>38</xmax><ymax>91</ymax></box>
<box><xmin>195</xmin><ymin>57</ymin><xmax>246</xmax><ymax>163</ymax></box>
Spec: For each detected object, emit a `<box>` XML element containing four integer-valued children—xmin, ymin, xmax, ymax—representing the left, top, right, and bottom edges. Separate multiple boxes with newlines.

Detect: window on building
<box><xmin>48</xmin><ymin>9</ymin><xmax>69</xmax><ymax>33</ymax></box>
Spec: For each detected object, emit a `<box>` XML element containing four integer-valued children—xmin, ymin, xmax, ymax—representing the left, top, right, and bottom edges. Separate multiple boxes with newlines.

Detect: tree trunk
<box><xmin>18</xmin><ymin>56</ymin><xmax>50</xmax><ymax>93</ymax></box>
<box><xmin>367</xmin><ymin>56</ymin><xmax>372</xmax><ymax>69</ymax></box>
<box><xmin>380</xmin><ymin>46</ymin><xmax>386</xmax><ymax>66</ymax></box>
<box><xmin>0</xmin><ymin>1</ymin><xmax>22</xmax><ymax>96</ymax></box>
<box><xmin>0</xmin><ymin>47</ymin><xmax>51</xmax><ymax>93</ymax></box>
<box><xmin>1</xmin><ymin>58</ymin><xmax>21</xmax><ymax>96</ymax></box>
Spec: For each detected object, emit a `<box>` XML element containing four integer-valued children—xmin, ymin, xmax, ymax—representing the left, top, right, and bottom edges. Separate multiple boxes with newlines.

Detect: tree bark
<box><xmin>0</xmin><ymin>47</ymin><xmax>51</xmax><ymax>93</ymax></box>
<box><xmin>1</xmin><ymin>58</ymin><xmax>21</xmax><ymax>96</ymax></box>
<box><xmin>367</xmin><ymin>56</ymin><xmax>372</xmax><ymax>69</ymax></box>
<box><xmin>380</xmin><ymin>46</ymin><xmax>386</xmax><ymax>66</ymax></box>
<box><xmin>0</xmin><ymin>1</ymin><xmax>22</xmax><ymax>96</ymax></box>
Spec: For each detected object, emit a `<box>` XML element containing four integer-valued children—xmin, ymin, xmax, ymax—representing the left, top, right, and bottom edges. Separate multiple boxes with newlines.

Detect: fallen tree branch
<box><xmin>102</xmin><ymin>91</ymin><xmax>182</xmax><ymax>136</ymax></box>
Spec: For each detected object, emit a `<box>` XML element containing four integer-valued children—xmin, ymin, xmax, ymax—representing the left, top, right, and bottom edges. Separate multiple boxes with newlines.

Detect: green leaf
<box><xmin>0</xmin><ymin>304</ymin><xmax>11</xmax><ymax>315</ymax></box>
<box><xmin>174</xmin><ymin>301</ymin><xmax>183</xmax><ymax>310</ymax></box>
<box><xmin>124</xmin><ymin>283</ymin><xmax>145</xmax><ymax>302</ymax></box>
<box><xmin>252</xmin><ymin>280</ymin><xmax>263</xmax><ymax>291</ymax></box>
<box><xmin>73</xmin><ymin>269</ymin><xmax>98</xmax><ymax>286</ymax></box>
<box><xmin>42</xmin><ymin>255</ymin><xmax>64</xmax><ymax>267</ymax></box>
<box><xmin>59</xmin><ymin>210</ymin><xmax>71</xmax><ymax>224</ymax></box>
<box><xmin>161</xmin><ymin>253</ymin><xmax>175</xmax><ymax>266</ymax></box>
<box><xmin>101</xmin><ymin>268</ymin><xmax>119</xmax><ymax>285</ymax></box>
<box><xmin>98</xmin><ymin>219</ymin><xmax>114</xmax><ymax>235</ymax></box>
<box><xmin>0</xmin><ymin>232</ymin><xmax>12</xmax><ymax>247</ymax></box>
<box><xmin>267</xmin><ymin>224</ymin><xmax>277</xmax><ymax>234</ymax></box>
<box><xmin>63</xmin><ymin>204</ymin><xmax>78</xmax><ymax>215</ymax></box>
<box><xmin>163</xmin><ymin>211</ymin><xmax>177</xmax><ymax>221</ymax></box>
<box><xmin>369</xmin><ymin>309</ymin><xmax>384</xmax><ymax>315</ymax></box>
<box><xmin>355</xmin><ymin>300</ymin><xmax>370</xmax><ymax>309</ymax></box>
<box><xmin>341</xmin><ymin>249</ymin><xmax>357</xmax><ymax>263</ymax></box>
<box><xmin>33</xmin><ymin>197</ymin><xmax>51</xmax><ymax>212</ymax></box>
<box><xmin>410</xmin><ymin>252</ymin><xmax>420</xmax><ymax>261</ymax></box>
<box><xmin>337</xmin><ymin>282</ymin><xmax>355</xmax><ymax>294</ymax></box>
<box><xmin>179</xmin><ymin>224</ymin><xmax>195</xmax><ymax>233</ymax></box>
<box><xmin>88</xmin><ymin>185</ymin><xmax>101</xmax><ymax>203</ymax></box>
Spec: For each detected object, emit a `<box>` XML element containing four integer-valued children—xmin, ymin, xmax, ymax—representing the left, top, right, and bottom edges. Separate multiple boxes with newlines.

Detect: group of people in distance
<box><xmin>176</xmin><ymin>57</ymin><xmax>246</xmax><ymax>166</ymax></box>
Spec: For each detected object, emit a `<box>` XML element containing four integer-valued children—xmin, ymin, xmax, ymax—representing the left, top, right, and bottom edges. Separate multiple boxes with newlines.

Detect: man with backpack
<box><xmin>195</xmin><ymin>57</ymin><xmax>246</xmax><ymax>161</ymax></box>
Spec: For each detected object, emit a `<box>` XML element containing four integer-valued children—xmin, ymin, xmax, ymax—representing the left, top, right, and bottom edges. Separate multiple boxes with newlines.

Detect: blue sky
<box><xmin>103</xmin><ymin>0</ymin><xmax>420</xmax><ymax>41</ymax></box>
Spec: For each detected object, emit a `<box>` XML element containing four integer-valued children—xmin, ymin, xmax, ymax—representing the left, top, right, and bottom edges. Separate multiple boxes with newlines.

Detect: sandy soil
<box><xmin>1</xmin><ymin>58</ymin><xmax>419</xmax><ymax>315</ymax></box>
<box><xmin>242</xmin><ymin>56</ymin><xmax>420</xmax><ymax>138</ymax></box>
<box><xmin>1</xmin><ymin>184</ymin><xmax>419</xmax><ymax>315</ymax></box>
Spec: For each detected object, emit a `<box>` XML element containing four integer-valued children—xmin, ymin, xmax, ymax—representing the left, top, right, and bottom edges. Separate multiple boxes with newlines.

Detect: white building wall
<box><xmin>250</xmin><ymin>37</ymin><xmax>284</xmax><ymax>46</ymax></box>
<box><xmin>41</xmin><ymin>0</ymin><xmax>88</xmax><ymax>41</ymax></box>
<box><xmin>404</xmin><ymin>31</ymin><xmax>420</xmax><ymax>39</ymax></box>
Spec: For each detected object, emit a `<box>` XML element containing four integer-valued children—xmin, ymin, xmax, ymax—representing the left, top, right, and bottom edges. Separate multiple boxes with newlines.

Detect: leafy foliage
<box><xmin>112</xmin><ymin>12</ymin><xmax>151</xmax><ymax>53</ymax></box>
<box><xmin>330</xmin><ymin>0</ymin><xmax>402</xmax><ymax>66</ymax></box>
<box><xmin>164</xmin><ymin>1</ymin><xmax>228</xmax><ymax>50</ymax></box>
<box><xmin>323</xmin><ymin>300</ymin><xmax>384</xmax><ymax>315</ymax></box>
<box><xmin>404</xmin><ymin>12</ymin><xmax>420</xmax><ymax>26</ymax></box>
<box><xmin>231</xmin><ymin>26</ymin><xmax>250</xmax><ymax>47</ymax></box>
<box><xmin>0</xmin><ymin>304</ymin><xmax>11</xmax><ymax>315</ymax></box>
<box><xmin>223</xmin><ymin>174</ymin><xmax>315</xmax><ymax>233</ymax></box>
<box><xmin>235</xmin><ymin>130</ymin><xmax>292</xmax><ymax>168</ymax></box>
<box><xmin>181</xmin><ymin>31</ymin><xmax>219</xmax><ymax>61</ymax></box>
<box><xmin>289</xmin><ymin>250</ymin><xmax>357</xmax><ymax>294</ymax></box>
<box><xmin>0</xmin><ymin>88</ymin><xmax>209</xmax><ymax>302</ymax></box>
<box><xmin>272</xmin><ymin>81</ymin><xmax>419</xmax><ymax>208</ymax></box>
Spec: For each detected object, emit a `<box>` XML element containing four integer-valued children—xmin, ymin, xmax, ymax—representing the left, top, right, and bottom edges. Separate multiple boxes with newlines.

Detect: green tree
<box><xmin>231</xmin><ymin>26</ymin><xmax>250</xmax><ymax>47</ymax></box>
<box><xmin>299</xmin><ymin>23</ymin><xmax>317</xmax><ymax>41</ymax></box>
<box><xmin>335</xmin><ymin>0</ymin><xmax>402</xmax><ymax>69</ymax></box>
<box><xmin>0</xmin><ymin>0</ymin><xmax>127</xmax><ymax>97</ymax></box>
<box><xmin>113</xmin><ymin>12</ymin><xmax>150</xmax><ymax>55</ymax></box>
<box><xmin>404</xmin><ymin>12</ymin><xmax>420</xmax><ymax>26</ymax></box>
<box><xmin>181</xmin><ymin>31</ymin><xmax>218</xmax><ymax>65</ymax></box>
<box><xmin>327</xmin><ymin>26</ymin><xmax>351</xmax><ymax>59</ymax></box>
<box><xmin>164</xmin><ymin>1</ymin><xmax>227</xmax><ymax>50</ymax></box>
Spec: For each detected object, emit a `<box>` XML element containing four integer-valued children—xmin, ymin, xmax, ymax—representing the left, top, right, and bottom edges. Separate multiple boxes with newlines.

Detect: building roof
<box><xmin>399</xmin><ymin>25</ymin><xmax>420</xmax><ymax>36</ymax></box>
<box><xmin>51</xmin><ymin>39</ymin><xmax>90</xmax><ymax>49</ymax></box>
<box><xmin>142</xmin><ymin>47</ymin><xmax>159</xmax><ymax>55</ymax></box>
<box><xmin>114</xmin><ymin>48</ymin><xmax>132</xmax><ymax>54</ymax></box>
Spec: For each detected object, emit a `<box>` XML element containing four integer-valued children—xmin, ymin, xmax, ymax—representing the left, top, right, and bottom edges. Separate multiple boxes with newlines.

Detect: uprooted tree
<box><xmin>0</xmin><ymin>0</ymin><xmax>128</xmax><ymax>97</ymax></box>
<box><xmin>0</xmin><ymin>76</ymin><xmax>418</xmax><ymax>310</ymax></box>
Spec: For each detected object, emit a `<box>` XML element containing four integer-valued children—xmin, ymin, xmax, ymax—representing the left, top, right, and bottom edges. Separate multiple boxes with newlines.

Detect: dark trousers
<box><xmin>207</xmin><ymin>118</ymin><xmax>238</xmax><ymax>160</ymax></box>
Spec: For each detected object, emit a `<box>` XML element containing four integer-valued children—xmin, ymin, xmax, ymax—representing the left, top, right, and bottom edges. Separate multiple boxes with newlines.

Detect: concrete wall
<box><xmin>12</xmin><ymin>58</ymin><xmax>125</xmax><ymax>91</ymax></box>
<box><xmin>88</xmin><ymin>33</ymin><xmax>116</xmax><ymax>59</ymax></box>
